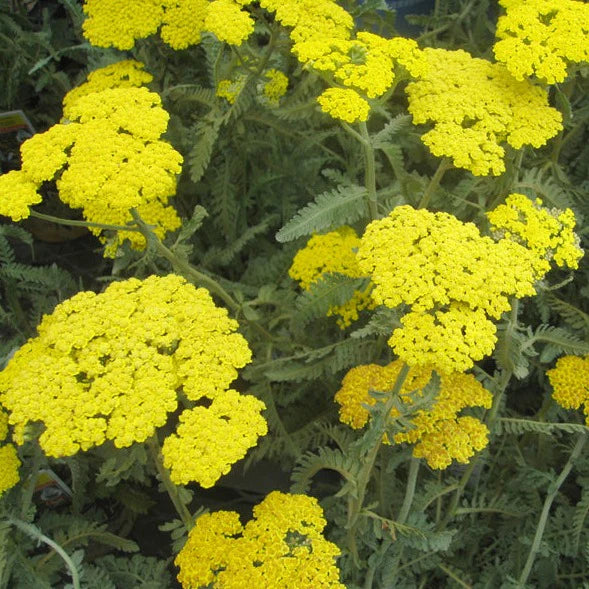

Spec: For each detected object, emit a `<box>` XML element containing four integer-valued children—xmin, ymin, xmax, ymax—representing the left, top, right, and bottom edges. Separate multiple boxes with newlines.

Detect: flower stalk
<box><xmin>146</xmin><ymin>436</ymin><xmax>194</xmax><ymax>532</ymax></box>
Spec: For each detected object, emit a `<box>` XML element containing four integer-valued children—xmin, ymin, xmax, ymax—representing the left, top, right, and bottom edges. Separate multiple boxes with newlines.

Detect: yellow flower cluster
<box><xmin>0</xmin><ymin>63</ymin><xmax>183</xmax><ymax>256</ymax></box>
<box><xmin>335</xmin><ymin>360</ymin><xmax>492</xmax><ymax>469</ymax></box>
<box><xmin>259</xmin><ymin>0</ymin><xmax>427</xmax><ymax>124</ymax></box>
<box><xmin>494</xmin><ymin>0</ymin><xmax>589</xmax><ymax>84</ymax></box>
<box><xmin>262</xmin><ymin>69</ymin><xmax>289</xmax><ymax>105</ymax></box>
<box><xmin>0</xmin><ymin>408</ymin><xmax>20</xmax><ymax>496</ymax></box>
<box><xmin>357</xmin><ymin>206</ymin><xmax>538</xmax><ymax>372</ymax></box>
<box><xmin>0</xmin><ymin>170</ymin><xmax>41</xmax><ymax>221</ymax></box>
<box><xmin>316</xmin><ymin>88</ymin><xmax>371</xmax><ymax>124</ymax></box>
<box><xmin>175</xmin><ymin>491</ymin><xmax>344</xmax><ymax>588</ymax></box>
<box><xmin>62</xmin><ymin>60</ymin><xmax>153</xmax><ymax>110</ymax></box>
<box><xmin>162</xmin><ymin>390</ymin><xmax>267</xmax><ymax>488</ymax></box>
<box><xmin>487</xmin><ymin>193</ymin><xmax>583</xmax><ymax>278</ymax></box>
<box><xmin>289</xmin><ymin>226</ymin><xmax>376</xmax><ymax>328</ymax></box>
<box><xmin>216</xmin><ymin>76</ymin><xmax>247</xmax><ymax>104</ymax></box>
<box><xmin>547</xmin><ymin>355</ymin><xmax>589</xmax><ymax>425</ymax></box>
<box><xmin>82</xmin><ymin>0</ymin><xmax>254</xmax><ymax>50</ymax></box>
<box><xmin>406</xmin><ymin>48</ymin><xmax>562</xmax><ymax>176</ymax></box>
<box><xmin>0</xmin><ymin>275</ymin><xmax>264</xmax><ymax>488</ymax></box>
<box><xmin>259</xmin><ymin>0</ymin><xmax>353</xmax><ymax>44</ymax></box>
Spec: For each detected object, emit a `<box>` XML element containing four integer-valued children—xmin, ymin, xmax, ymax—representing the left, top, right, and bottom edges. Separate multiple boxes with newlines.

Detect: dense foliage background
<box><xmin>0</xmin><ymin>0</ymin><xmax>589</xmax><ymax>587</ymax></box>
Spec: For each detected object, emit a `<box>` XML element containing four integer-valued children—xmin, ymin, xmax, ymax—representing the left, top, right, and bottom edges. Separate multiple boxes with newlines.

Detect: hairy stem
<box><xmin>518</xmin><ymin>433</ymin><xmax>587</xmax><ymax>586</ymax></box>
<box><xmin>130</xmin><ymin>209</ymin><xmax>240</xmax><ymax>313</ymax></box>
<box><xmin>360</xmin><ymin>121</ymin><xmax>378</xmax><ymax>220</ymax></box>
<box><xmin>146</xmin><ymin>436</ymin><xmax>194</xmax><ymax>532</ymax></box>
<box><xmin>20</xmin><ymin>441</ymin><xmax>43</xmax><ymax>519</ymax></box>
<box><xmin>8</xmin><ymin>517</ymin><xmax>81</xmax><ymax>589</ymax></box>
<box><xmin>29</xmin><ymin>210</ymin><xmax>141</xmax><ymax>233</ymax></box>
<box><xmin>346</xmin><ymin>363</ymin><xmax>411</xmax><ymax>561</ymax></box>
<box><xmin>438</xmin><ymin>356</ymin><xmax>514</xmax><ymax>530</ymax></box>
<box><xmin>397</xmin><ymin>457</ymin><xmax>420</xmax><ymax>525</ymax></box>
<box><xmin>418</xmin><ymin>158</ymin><xmax>451</xmax><ymax>209</ymax></box>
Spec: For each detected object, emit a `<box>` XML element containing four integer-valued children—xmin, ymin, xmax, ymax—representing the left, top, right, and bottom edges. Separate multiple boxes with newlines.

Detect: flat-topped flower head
<box><xmin>358</xmin><ymin>206</ymin><xmax>537</xmax><ymax>318</ymax></box>
<box><xmin>335</xmin><ymin>360</ymin><xmax>492</xmax><ymax>469</ymax></box>
<box><xmin>494</xmin><ymin>0</ymin><xmax>589</xmax><ymax>84</ymax></box>
<box><xmin>406</xmin><ymin>48</ymin><xmax>562</xmax><ymax>175</ymax></box>
<box><xmin>547</xmin><ymin>355</ymin><xmax>589</xmax><ymax>425</ymax></box>
<box><xmin>357</xmin><ymin>205</ymin><xmax>542</xmax><ymax>371</ymax></box>
<box><xmin>0</xmin><ymin>275</ymin><xmax>254</xmax><ymax>458</ymax></box>
<box><xmin>317</xmin><ymin>88</ymin><xmax>370</xmax><ymax>123</ymax></box>
<box><xmin>62</xmin><ymin>60</ymin><xmax>153</xmax><ymax>110</ymax></box>
<box><xmin>3</xmin><ymin>80</ymin><xmax>183</xmax><ymax>257</ymax></box>
<box><xmin>162</xmin><ymin>391</ymin><xmax>267</xmax><ymax>488</ymax></box>
<box><xmin>487</xmin><ymin>193</ymin><xmax>583</xmax><ymax>279</ymax></box>
<box><xmin>0</xmin><ymin>170</ymin><xmax>42</xmax><ymax>221</ymax></box>
<box><xmin>295</xmin><ymin>33</ymin><xmax>427</xmax><ymax>100</ymax></box>
<box><xmin>389</xmin><ymin>305</ymin><xmax>499</xmax><ymax>374</ymax></box>
<box><xmin>260</xmin><ymin>0</ymin><xmax>353</xmax><ymax>44</ymax></box>
<box><xmin>175</xmin><ymin>491</ymin><xmax>344</xmax><ymax>588</ymax></box>
<box><xmin>82</xmin><ymin>0</ymin><xmax>254</xmax><ymax>50</ymax></box>
<box><xmin>289</xmin><ymin>227</ymin><xmax>375</xmax><ymax>327</ymax></box>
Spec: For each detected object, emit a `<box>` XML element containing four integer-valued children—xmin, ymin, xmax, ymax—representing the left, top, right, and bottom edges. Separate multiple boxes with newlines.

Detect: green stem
<box><xmin>359</xmin><ymin>122</ymin><xmax>378</xmax><ymax>220</ymax></box>
<box><xmin>20</xmin><ymin>441</ymin><xmax>44</xmax><ymax>519</ymax></box>
<box><xmin>29</xmin><ymin>210</ymin><xmax>141</xmax><ymax>233</ymax></box>
<box><xmin>346</xmin><ymin>364</ymin><xmax>411</xmax><ymax>560</ymax></box>
<box><xmin>397</xmin><ymin>457</ymin><xmax>420</xmax><ymax>525</ymax></box>
<box><xmin>417</xmin><ymin>158</ymin><xmax>451</xmax><ymax>209</ymax></box>
<box><xmin>437</xmin><ymin>365</ymin><xmax>512</xmax><ymax>530</ymax></box>
<box><xmin>130</xmin><ymin>209</ymin><xmax>240</xmax><ymax>313</ymax></box>
<box><xmin>518</xmin><ymin>433</ymin><xmax>587</xmax><ymax>587</ymax></box>
<box><xmin>8</xmin><ymin>517</ymin><xmax>81</xmax><ymax>589</ymax></box>
<box><xmin>146</xmin><ymin>436</ymin><xmax>194</xmax><ymax>532</ymax></box>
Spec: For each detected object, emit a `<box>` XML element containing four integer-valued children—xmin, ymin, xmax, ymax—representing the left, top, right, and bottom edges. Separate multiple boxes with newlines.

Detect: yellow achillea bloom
<box><xmin>162</xmin><ymin>390</ymin><xmax>267</xmax><ymax>487</ymax></box>
<box><xmin>406</xmin><ymin>48</ymin><xmax>562</xmax><ymax>176</ymax></box>
<box><xmin>487</xmin><ymin>193</ymin><xmax>583</xmax><ymax>279</ymax></box>
<box><xmin>175</xmin><ymin>491</ymin><xmax>344</xmax><ymax>588</ymax></box>
<box><xmin>295</xmin><ymin>33</ymin><xmax>427</xmax><ymax>100</ymax></box>
<box><xmin>494</xmin><ymin>0</ymin><xmax>589</xmax><ymax>84</ymax></box>
<box><xmin>289</xmin><ymin>226</ymin><xmax>376</xmax><ymax>328</ymax></box>
<box><xmin>2</xmin><ymin>71</ymin><xmax>184</xmax><ymax>256</ymax></box>
<box><xmin>82</xmin><ymin>0</ymin><xmax>253</xmax><ymax>50</ymax></box>
<box><xmin>317</xmin><ymin>88</ymin><xmax>371</xmax><ymax>123</ymax></box>
<box><xmin>389</xmin><ymin>305</ymin><xmax>499</xmax><ymax>374</ymax></box>
<box><xmin>0</xmin><ymin>170</ymin><xmax>42</xmax><ymax>221</ymax></box>
<box><xmin>62</xmin><ymin>60</ymin><xmax>153</xmax><ymax>109</ymax></box>
<box><xmin>204</xmin><ymin>0</ymin><xmax>254</xmax><ymax>45</ymax></box>
<box><xmin>0</xmin><ymin>276</ymin><xmax>262</xmax><ymax>473</ymax></box>
<box><xmin>259</xmin><ymin>0</ymin><xmax>353</xmax><ymax>44</ymax></box>
<box><xmin>0</xmin><ymin>408</ymin><xmax>20</xmax><ymax>496</ymax></box>
<box><xmin>335</xmin><ymin>361</ymin><xmax>492</xmax><ymax>469</ymax></box>
<box><xmin>216</xmin><ymin>76</ymin><xmax>247</xmax><ymax>104</ymax></box>
<box><xmin>159</xmin><ymin>0</ymin><xmax>209</xmax><ymax>49</ymax></box>
<box><xmin>547</xmin><ymin>355</ymin><xmax>589</xmax><ymax>425</ymax></box>
<box><xmin>357</xmin><ymin>206</ymin><xmax>539</xmax><ymax>372</ymax></box>
<box><xmin>262</xmin><ymin>69</ymin><xmax>289</xmax><ymax>105</ymax></box>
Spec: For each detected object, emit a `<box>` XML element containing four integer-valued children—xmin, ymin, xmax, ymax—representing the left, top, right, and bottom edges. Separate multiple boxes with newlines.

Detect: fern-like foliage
<box><xmin>93</xmin><ymin>554</ymin><xmax>172</xmax><ymax>589</ymax></box>
<box><xmin>275</xmin><ymin>184</ymin><xmax>368</xmax><ymax>242</ymax></box>
<box><xmin>572</xmin><ymin>488</ymin><xmax>589</xmax><ymax>555</ymax></box>
<box><xmin>532</xmin><ymin>324</ymin><xmax>589</xmax><ymax>362</ymax></box>
<box><xmin>372</xmin><ymin>114</ymin><xmax>412</xmax><ymax>150</ymax></box>
<box><xmin>293</xmin><ymin>274</ymin><xmax>366</xmax><ymax>326</ymax></box>
<box><xmin>514</xmin><ymin>167</ymin><xmax>575</xmax><ymax>210</ymax></box>
<box><xmin>496</xmin><ymin>418</ymin><xmax>589</xmax><ymax>437</ymax></box>
<box><xmin>187</xmin><ymin>115</ymin><xmax>222</xmax><ymax>183</ymax></box>
<box><xmin>545</xmin><ymin>293</ymin><xmax>589</xmax><ymax>335</ymax></box>
<box><xmin>291</xmin><ymin>446</ymin><xmax>361</xmax><ymax>494</ymax></box>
